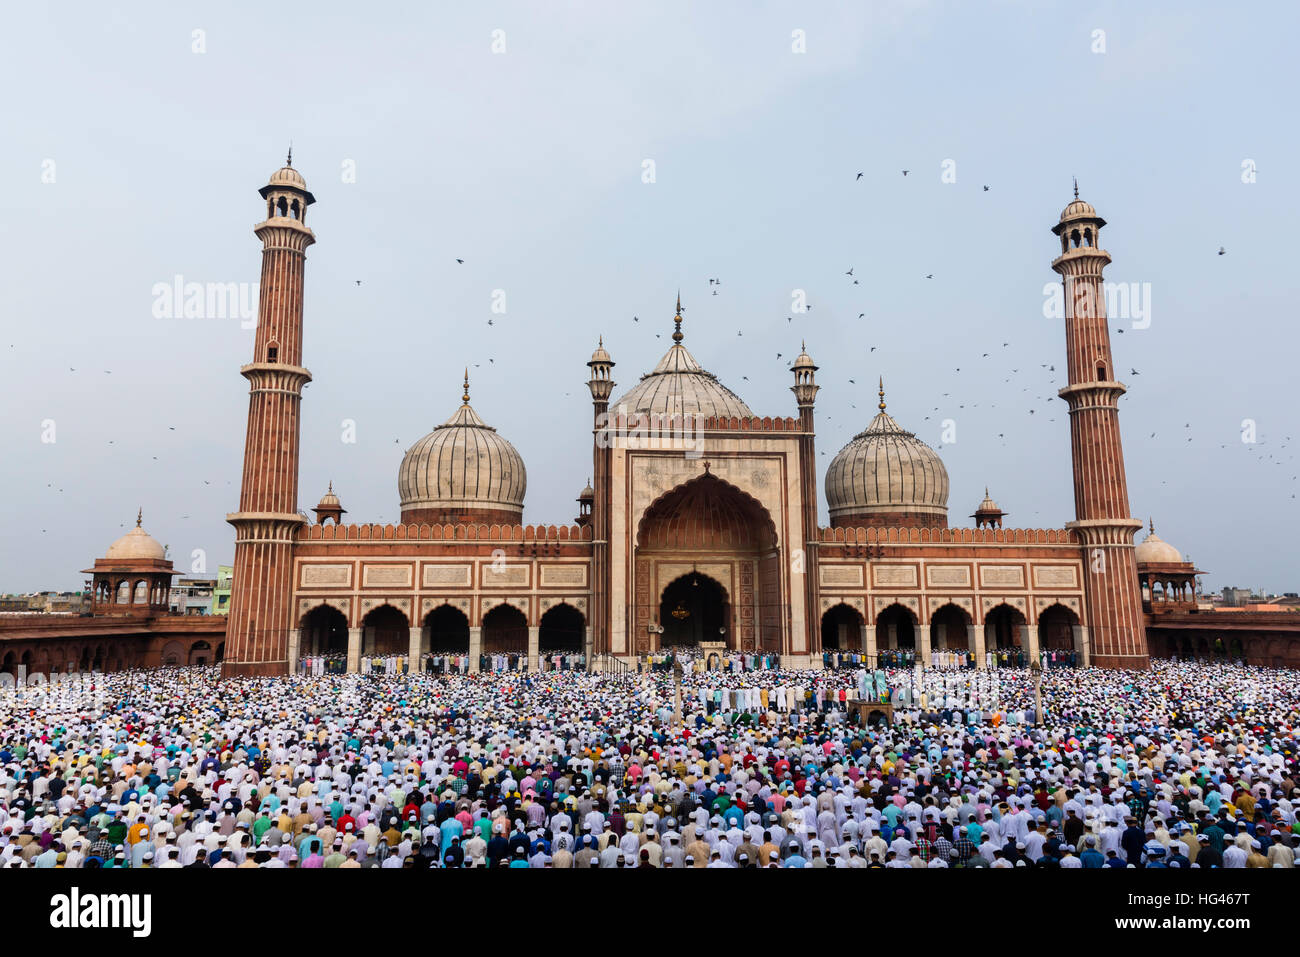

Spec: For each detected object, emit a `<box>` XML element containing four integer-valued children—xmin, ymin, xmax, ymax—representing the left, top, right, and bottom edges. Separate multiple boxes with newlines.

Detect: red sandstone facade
<box><xmin>210</xmin><ymin>168</ymin><xmax>1165</xmax><ymax>676</ymax></box>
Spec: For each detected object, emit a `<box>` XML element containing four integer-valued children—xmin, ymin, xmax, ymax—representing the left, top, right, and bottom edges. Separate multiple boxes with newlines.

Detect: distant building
<box><xmin>33</xmin><ymin>592</ymin><xmax>91</xmax><ymax>615</ymax></box>
<box><xmin>1222</xmin><ymin>587</ymin><xmax>1254</xmax><ymax>607</ymax></box>
<box><xmin>170</xmin><ymin>578</ymin><xmax>217</xmax><ymax>616</ymax></box>
<box><xmin>0</xmin><ymin>593</ymin><xmax>90</xmax><ymax>614</ymax></box>
<box><xmin>210</xmin><ymin>566</ymin><xmax>233</xmax><ymax>616</ymax></box>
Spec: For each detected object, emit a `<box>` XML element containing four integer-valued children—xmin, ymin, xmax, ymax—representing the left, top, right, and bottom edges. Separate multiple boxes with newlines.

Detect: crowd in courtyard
<box><xmin>0</xmin><ymin>658</ymin><xmax>1295</xmax><ymax>868</ymax></box>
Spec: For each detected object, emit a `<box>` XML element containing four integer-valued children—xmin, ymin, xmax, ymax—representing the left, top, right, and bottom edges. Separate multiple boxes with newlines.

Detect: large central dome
<box><xmin>825</xmin><ymin>382</ymin><xmax>949</xmax><ymax>528</ymax></box>
<box><xmin>398</xmin><ymin>374</ymin><xmax>527</xmax><ymax>526</ymax></box>
<box><xmin>611</xmin><ymin>298</ymin><xmax>753</xmax><ymax>419</ymax></box>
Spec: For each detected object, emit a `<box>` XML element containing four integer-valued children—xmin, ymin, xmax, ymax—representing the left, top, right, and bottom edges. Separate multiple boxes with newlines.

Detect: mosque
<box><xmin>217</xmin><ymin>161</ymin><xmax>1164</xmax><ymax>678</ymax></box>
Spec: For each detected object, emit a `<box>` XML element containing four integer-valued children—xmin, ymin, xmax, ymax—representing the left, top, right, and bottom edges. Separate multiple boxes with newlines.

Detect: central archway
<box><xmin>659</xmin><ymin>572</ymin><xmax>729</xmax><ymax>647</ymax></box>
<box><xmin>635</xmin><ymin>473</ymin><xmax>781</xmax><ymax>654</ymax></box>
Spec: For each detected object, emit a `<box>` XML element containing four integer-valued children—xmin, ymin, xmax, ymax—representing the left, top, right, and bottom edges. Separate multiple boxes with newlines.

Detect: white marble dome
<box><xmin>825</xmin><ymin>402</ymin><xmax>949</xmax><ymax>523</ymax></box>
<box><xmin>105</xmin><ymin>523</ymin><xmax>165</xmax><ymax>561</ymax></box>
<box><xmin>1135</xmin><ymin>525</ymin><xmax>1182</xmax><ymax>565</ymax></box>
<box><xmin>613</xmin><ymin>342</ymin><xmax>753</xmax><ymax>419</ymax></box>
<box><xmin>398</xmin><ymin>399</ymin><xmax>526</xmax><ymax>518</ymax></box>
<box><xmin>612</xmin><ymin>299</ymin><xmax>753</xmax><ymax>419</ymax></box>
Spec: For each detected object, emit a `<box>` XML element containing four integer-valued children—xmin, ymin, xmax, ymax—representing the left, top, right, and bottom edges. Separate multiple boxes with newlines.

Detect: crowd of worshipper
<box><xmin>824</xmin><ymin>649</ymin><xmax>1082</xmax><ymax>671</ymax></box>
<box><xmin>298</xmin><ymin>652</ymin><xmax>586</xmax><ymax>677</ymax></box>
<box><xmin>639</xmin><ymin>648</ymin><xmax>782</xmax><ymax>673</ymax></box>
<box><xmin>0</xmin><ymin>657</ymin><xmax>1296</xmax><ymax>868</ymax></box>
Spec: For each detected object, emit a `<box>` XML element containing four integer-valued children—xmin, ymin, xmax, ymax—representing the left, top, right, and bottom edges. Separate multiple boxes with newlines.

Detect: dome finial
<box><xmin>287</xmin><ymin>142</ymin><xmax>293</xmax><ymax>167</ymax></box>
<box><xmin>327</xmin><ymin>480</ymin><xmax>334</xmax><ymax>494</ymax></box>
<box><xmin>1149</xmin><ymin>516</ymin><xmax>1154</xmax><ymax>534</ymax></box>
<box><xmin>462</xmin><ymin>368</ymin><xmax>470</xmax><ymax>405</ymax></box>
<box><xmin>136</xmin><ymin>507</ymin><xmax>142</xmax><ymax>528</ymax></box>
<box><xmin>1073</xmin><ymin>176</ymin><xmax>1078</xmax><ymax>199</ymax></box>
<box><xmin>672</xmin><ymin>293</ymin><xmax>684</xmax><ymax>343</ymax></box>
<box><xmin>878</xmin><ymin>377</ymin><xmax>886</xmax><ymax>412</ymax></box>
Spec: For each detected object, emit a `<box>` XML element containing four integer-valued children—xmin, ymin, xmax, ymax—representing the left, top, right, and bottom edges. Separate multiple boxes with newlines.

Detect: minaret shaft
<box><xmin>223</xmin><ymin>164</ymin><xmax>315</xmax><ymax>678</ymax></box>
<box><xmin>1052</xmin><ymin>196</ymin><xmax>1147</xmax><ymax>669</ymax></box>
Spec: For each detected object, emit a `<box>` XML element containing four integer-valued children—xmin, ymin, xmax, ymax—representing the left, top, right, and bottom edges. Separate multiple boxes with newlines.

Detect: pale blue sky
<box><xmin>2</xmin><ymin>1</ymin><xmax>1296</xmax><ymax>593</ymax></box>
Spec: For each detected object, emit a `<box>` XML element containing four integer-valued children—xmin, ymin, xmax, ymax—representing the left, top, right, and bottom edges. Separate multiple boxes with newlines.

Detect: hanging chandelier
<box><xmin>671</xmin><ymin>602</ymin><xmax>691</xmax><ymax>621</ymax></box>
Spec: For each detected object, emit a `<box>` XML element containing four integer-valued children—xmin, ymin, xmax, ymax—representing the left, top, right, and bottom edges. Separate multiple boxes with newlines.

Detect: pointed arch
<box><xmin>423</xmin><ymin>603</ymin><xmax>470</xmax><ymax>654</ymax></box>
<box><xmin>636</xmin><ymin>473</ymin><xmax>778</xmax><ymax>550</ymax></box>
<box><xmin>985</xmin><ymin>602</ymin><xmax>1028</xmax><ymax>649</ymax></box>
<box><xmin>875</xmin><ymin>602</ymin><xmax>917</xmax><ymax>650</ymax></box>
<box><xmin>482</xmin><ymin>603</ymin><xmax>527</xmax><ymax>655</ymax></box>
<box><xmin>659</xmin><ymin>571</ymin><xmax>730</xmax><ymax>648</ymax></box>
<box><xmin>300</xmin><ymin>604</ymin><xmax>348</xmax><ymax>656</ymax></box>
<box><xmin>929</xmin><ymin>602</ymin><xmax>973</xmax><ymax>651</ymax></box>
<box><xmin>539</xmin><ymin>602</ymin><xmax>585</xmax><ymax>653</ymax></box>
<box><xmin>820</xmin><ymin>602</ymin><xmax>864</xmax><ymax>651</ymax></box>
<box><xmin>1038</xmin><ymin>602</ymin><xmax>1081</xmax><ymax>654</ymax></box>
<box><xmin>361</xmin><ymin>603</ymin><xmax>409</xmax><ymax>655</ymax></box>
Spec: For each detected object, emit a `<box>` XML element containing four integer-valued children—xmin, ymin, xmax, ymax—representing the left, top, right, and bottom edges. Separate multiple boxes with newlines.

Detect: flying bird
<box><xmin>456</xmin><ymin>259</ymin><xmax>464</xmax><ymax>264</ymax></box>
<box><xmin>1217</xmin><ymin>247</ymin><xmax>1226</xmax><ymax>256</ymax></box>
<box><xmin>856</xmin><ymin>172</ymin><xmax>863</xmax><ymax>180</ymax></box>
<box><xmin>901</xmin><ymin>170</ymin><xmax>910</xmax><ymax>176</ymax></box>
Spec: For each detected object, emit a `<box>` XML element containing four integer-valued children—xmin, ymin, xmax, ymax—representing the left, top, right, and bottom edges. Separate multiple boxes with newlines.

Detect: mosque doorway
<box><xmin>929</xmin><ymin>604</ymin><xmax>972</xmax><ymax>651</ymax></box>
<box><xmin>483</xmin><ymin>604</ymin><xmax>528</xmax><ymax>655</ymax></box>
<box><xmin>300</xmin><ymin>605</ymin><xmax>348</xmax><ymax>656</ymax></box>
<box><xmin>659</xmin><ymin>572</ymin><xmax>728</xmax><ymax>648</ymax></box>
<box><xmin>538</xmin><ymin>603</ymin><xmax>585</xmax><ymax>654</ymax></box>
<box><xmin>876</xmin><ymin>604</ymin><xmax>916</xmax><ymax>650</ymax></box>
<box><xmin>635</xmin><ymin>473</ymin><xmax>780</xmax><ymax>654</ymax></box>
<box><xmin>361</xmin><ymin>604</ymin><xmax>409</xmax><ymax>656</ymax></box>
<box><xmin>1039</xmin><ymin>604</ymin><xmax>1080</xmax><ymax>652</ymax></box>
<box><xmin>425</xmin><ymin>604</ymin><xmax>470</xmax><ymax>654</ymax></box>
<box><xmin>986</xmin><ymin>604</ymin><xmax>1027</xmax><ymax>649</ymax></box>
<box><xmin>821</xmin><ymin>603</ymin><xmax>863</xmax><ymax>651</ymax></box>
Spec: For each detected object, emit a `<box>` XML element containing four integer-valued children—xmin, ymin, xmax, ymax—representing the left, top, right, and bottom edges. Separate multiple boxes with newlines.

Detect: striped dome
<box><xmin>613</xmin><ymin>342</ymin><xmax>753</xmax><ymax>419</ymax></box>
<box><xmin>398</xmin><ymin>401</ymin><xmax>526</xmax><ymax>519</ymax></box>
<box><xmin>825</xmin><ymin>409</ymin><xmax>949</xmax><ymax>523</ymax></box>
<box><xmin>268</xmin><ymin>165</ymin><xmax>307</xmax><ymax>190</ymax></box>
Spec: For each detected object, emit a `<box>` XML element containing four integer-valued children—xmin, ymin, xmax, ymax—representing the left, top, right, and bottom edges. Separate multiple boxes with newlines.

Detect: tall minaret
<box><xmin>223</xmin><ymin>156</ymin><xmax>316</xmax><ymax>678</ymax></box>
<box><xmin>587</xmin><ymin>335</ymin><xmax>615</xmax><ymax>660</ymax></box>
<box><xmin>1051</xmin><ymin>185</ymin><xmax>1147</xmax><ymax>669</ymax></box>
<box><xmin>791</xmin><ymin>343</ymin><xmax>820</xmax><ymax>655</ymax></box>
